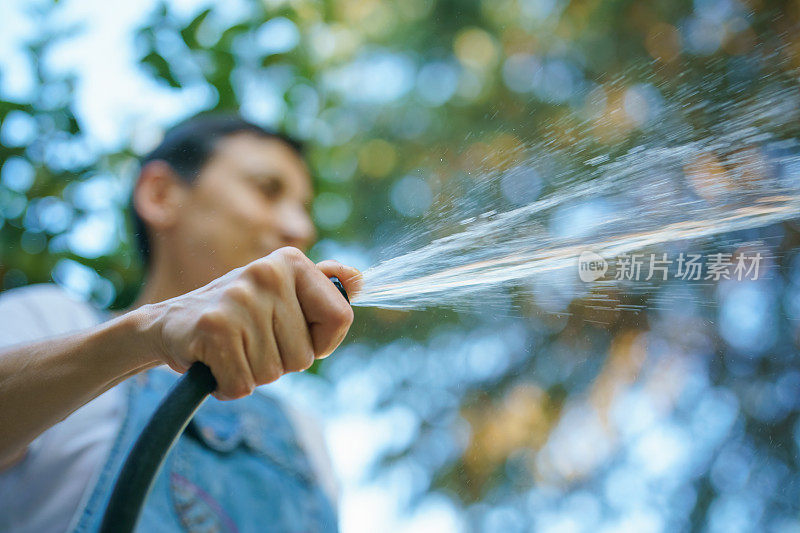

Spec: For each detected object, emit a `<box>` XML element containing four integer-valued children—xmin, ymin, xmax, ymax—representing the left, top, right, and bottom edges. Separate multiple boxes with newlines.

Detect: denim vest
<box><xmin>70</xmin><ymin>311</ymin><xmax>338</xmax><ymax>533</ymax></box>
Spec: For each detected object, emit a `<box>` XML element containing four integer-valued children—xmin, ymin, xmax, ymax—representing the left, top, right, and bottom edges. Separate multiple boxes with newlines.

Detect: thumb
<box><xmin>316</xmin><ymin>260</ymin><xmax>363</xmax><ymax>300</ymax></box>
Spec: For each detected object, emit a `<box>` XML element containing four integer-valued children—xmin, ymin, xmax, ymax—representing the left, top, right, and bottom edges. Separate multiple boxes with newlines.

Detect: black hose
<box><xmin>99</xmin><ymin>362</ymin><xmax>216</xmax><ymax>533</ymax></box>
<box><xmin>99</xmin><ymin>277</ymin><xmax>349</xmax><ymax>532</ymax></box>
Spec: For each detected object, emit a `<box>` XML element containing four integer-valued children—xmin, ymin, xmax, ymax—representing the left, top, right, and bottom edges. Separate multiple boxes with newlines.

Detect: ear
<box><xmin>133</xmin><ymin>160</ymin><xmax>190</xmax><ymax>233</ymax></box>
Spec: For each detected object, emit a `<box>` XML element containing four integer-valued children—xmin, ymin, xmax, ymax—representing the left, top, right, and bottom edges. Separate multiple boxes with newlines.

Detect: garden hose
<box><xmin>99</xmin><ymin>277</ymin><xmax>349</xmax><ymax>533</ymax></box>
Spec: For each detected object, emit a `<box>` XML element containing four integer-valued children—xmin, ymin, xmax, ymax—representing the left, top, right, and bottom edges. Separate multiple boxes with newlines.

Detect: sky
<box><xmin>0</xmin><ymin>0</ymin><xmax>216</xmax><ymax>151</ymax></box>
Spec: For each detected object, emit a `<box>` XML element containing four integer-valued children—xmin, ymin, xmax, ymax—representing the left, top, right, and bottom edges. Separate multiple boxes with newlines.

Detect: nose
<box><xmin>277</xmin><ymin>203</ymin><xmax>316</xmax><ymax>250</ymax></box>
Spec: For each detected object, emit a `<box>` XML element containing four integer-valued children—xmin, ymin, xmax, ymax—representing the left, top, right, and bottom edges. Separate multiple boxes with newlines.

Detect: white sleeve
<box><xmin>0</xmin><ymin>283</ymin><xmax>101</xmax><ymax>350</ymax></box>
<box><xmin>0</xmin><ymin>283</ymin><xmax>125</xmax><ymax>533</ymax></box>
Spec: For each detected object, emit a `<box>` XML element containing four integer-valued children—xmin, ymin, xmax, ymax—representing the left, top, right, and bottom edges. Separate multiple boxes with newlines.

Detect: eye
<box><xmin>258</xmin><ymin>177</ymin><xmax>285</xmax><ymax>199</ymax></box>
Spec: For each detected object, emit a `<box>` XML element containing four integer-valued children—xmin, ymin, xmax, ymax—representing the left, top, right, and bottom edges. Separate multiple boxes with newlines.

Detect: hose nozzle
<box><xmin>329</xmin><ymin>276</ymin><xmax>349</xmax><ymax>303</ymax></box>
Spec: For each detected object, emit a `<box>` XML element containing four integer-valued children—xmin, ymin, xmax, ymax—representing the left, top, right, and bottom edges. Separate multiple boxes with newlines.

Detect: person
<box><xmin>0</xmin><ymin>114</ymin><xmax>361</xmax><ymax>532</ymax></box>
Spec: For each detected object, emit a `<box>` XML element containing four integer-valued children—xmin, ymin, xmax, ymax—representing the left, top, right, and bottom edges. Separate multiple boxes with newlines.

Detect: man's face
<box><xmin>173</xmin><ymin>132</ymin><xmax>316</xmax><ymax>283</ymax></box>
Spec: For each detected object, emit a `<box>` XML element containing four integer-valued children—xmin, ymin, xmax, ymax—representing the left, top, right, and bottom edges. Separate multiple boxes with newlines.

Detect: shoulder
<box><xmin>0</xmin><ymin>283</ymin><xmax>102</xmax><ymax>348</ymax></box>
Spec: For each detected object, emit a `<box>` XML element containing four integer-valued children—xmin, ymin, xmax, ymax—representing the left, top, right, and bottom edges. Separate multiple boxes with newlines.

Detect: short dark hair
<box><xmin>129</xmin><ymin>113</ymin><xmax>304</xmax><ymax>269</ymax></box>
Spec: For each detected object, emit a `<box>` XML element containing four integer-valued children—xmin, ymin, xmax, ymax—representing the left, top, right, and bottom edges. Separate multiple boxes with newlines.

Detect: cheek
<box><xmin>199</xmin><ymin>184</ymin><xmax>261</xmax><ymax>226</ymax></box>
<box><xmin>233</xmin><ymin>195</ymin><xmax>277</xmax><ymax>235</ymax></box>
<box><xmin>211</xmin><ymin>192</ymin><xmax>280</xmax><ymax>253</ymax></box>
<box><xmin>181</xmin><ymin>190</ymin><xmax>253</xmax><ymax>250</ymax></box>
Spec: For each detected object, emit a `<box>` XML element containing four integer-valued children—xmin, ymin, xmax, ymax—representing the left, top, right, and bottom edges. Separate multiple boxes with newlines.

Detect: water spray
<box><xmin>351</xmin><ymin>78</ymin><xmax>800</xmax><ymax>311</ymax></box>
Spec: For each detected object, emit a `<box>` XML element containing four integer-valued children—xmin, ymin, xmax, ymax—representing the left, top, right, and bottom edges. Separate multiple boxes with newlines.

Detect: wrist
<box><xmin>116</xmin><ymin>303</ymin><xmax>167</xmax><ymax>368</ymax></box>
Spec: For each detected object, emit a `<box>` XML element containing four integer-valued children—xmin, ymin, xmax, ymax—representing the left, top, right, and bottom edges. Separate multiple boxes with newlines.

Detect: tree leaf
<box><xmin>140</xmin><ymin>51</ymin><xmax>182</xmax><ymax>88</ymax></box>
<box><xmin>180</xmin><ymin>8</ymin><xmax>212</xmax><ymax>50</ymax></box>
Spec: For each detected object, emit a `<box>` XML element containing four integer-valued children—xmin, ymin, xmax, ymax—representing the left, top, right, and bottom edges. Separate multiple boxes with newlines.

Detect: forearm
<box><xmin>0</xmin><ymin>305</ymin><xmax>163</xmax><ymax>467</ymax></box>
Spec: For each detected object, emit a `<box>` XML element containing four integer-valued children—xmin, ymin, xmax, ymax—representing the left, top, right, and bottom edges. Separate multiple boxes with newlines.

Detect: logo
<box><xmin>578</xmin><ymin>250</ymin><xmax>608</xmax><ymax>282</ymax></box>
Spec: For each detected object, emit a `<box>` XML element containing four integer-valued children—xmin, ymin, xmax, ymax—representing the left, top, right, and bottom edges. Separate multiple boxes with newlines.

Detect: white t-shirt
<box><xmin>0</xmin><ymin>283</ymin><xmax>338</xmax><ymax>533</ymax></box>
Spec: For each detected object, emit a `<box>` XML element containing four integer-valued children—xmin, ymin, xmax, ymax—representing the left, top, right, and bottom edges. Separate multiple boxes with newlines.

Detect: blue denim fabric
<box><xmin>70</xmin><ymin>368</ymin><xmax>338</xmax><ymax>533</ymax></box>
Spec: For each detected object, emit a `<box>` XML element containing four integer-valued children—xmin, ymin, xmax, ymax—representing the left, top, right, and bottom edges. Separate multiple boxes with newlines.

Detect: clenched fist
<box><xmin>145</xmin><ymin>247</ymin><xmax>360</xmax><ymax>400</ymax></box>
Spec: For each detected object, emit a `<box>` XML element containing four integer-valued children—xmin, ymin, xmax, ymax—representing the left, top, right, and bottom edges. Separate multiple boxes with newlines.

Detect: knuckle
<box><xmin>284</xmin><ymin>350</ymin><xmax>313</xmax><ymax>373</ymax></box>
<box><xmin>301</xmin><ymin>350</ymin><xmax>315</xmax><ymax>370</ymax></box>
<box><xmin>228</xmin><ymin>379</ymin><xmax>253</xmax><ymax>399</ymax></box>
<box><xmin>224</xmin><ymin>282</ymin><xmax>253</xmax><ymax>305</ymax></box>
<box><xmin>244</xmin><ymin>260</ymin><xmax>281</xmax><ymax>289</ymax></box>
<box><xmin>332</xmin><ymin>302</ymin><xmax>354</xmax><ymax>329</ymax></box>
<box><xmin>274</xmin><ymin>246</ymin><xmax>313</xmax><ymax>270</ymax></box>
<box><xmin>261</xmin><ymin>364</ymin><xmax>283</xmax><ymax>384</ymax></box>
<box><xmin>275</xmin><ymin>246</ymin><xmax>305</xmax><ymax>262</ymax></box>
<box><xmin>196</xmin><ymin>310</ymin><xmax>228</xmax><ymax>333</ymax></box>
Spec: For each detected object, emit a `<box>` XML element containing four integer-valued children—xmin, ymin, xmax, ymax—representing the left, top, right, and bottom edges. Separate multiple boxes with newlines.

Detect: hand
<box><xmin>146</xmin><ymin>247</ymin><xmax>361</xmax><ymax>400</ymax></box>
